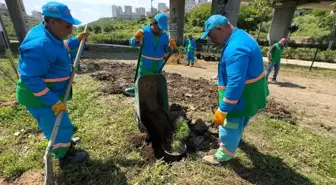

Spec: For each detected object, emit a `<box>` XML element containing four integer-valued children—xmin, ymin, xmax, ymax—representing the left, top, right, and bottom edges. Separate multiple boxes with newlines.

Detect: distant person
<box><xmin>199</xmin><ymin>15</ymin><xmax>269</xmax><ymax>165</ymax></box>
<box><xmin>185</xmin><ymin>34</ymin><xmax>196</xmax><ymax>67</ymax></box>
<box><xmin>265</xmin><ymin>38</ymin><xmax>286</xmax><ymax>83</ymax></box>
<box><xmin>16</xmin><ymin>1</ymin><xmax>88</xmax><ymax>165</ymax></box>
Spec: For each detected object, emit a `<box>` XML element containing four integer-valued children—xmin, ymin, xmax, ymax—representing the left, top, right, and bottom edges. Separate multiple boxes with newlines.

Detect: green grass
<box><xmin>0</xmin><ymin>60</ymin><xmax>335</xmax><ymax>184</ymax></box>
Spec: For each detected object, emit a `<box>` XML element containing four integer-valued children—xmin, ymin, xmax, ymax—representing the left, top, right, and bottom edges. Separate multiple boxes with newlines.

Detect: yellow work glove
<box><xmin>169</xmin><ymin>39</ymin><xmax>176</xmax><ymax>50</ymax></box>
<box><xmin>213</xmin><ymin>109</ymin><xmax>227</xmax><ymax>126</ymax></box>
<box><xmin>77</xmin><ymin>31</ymin><xmax>89</xmax><ymax>42</ymax></box>
<box><xmin>135</xmin><ymin>29</ymin><xmax>144</xmax><ymax>44</ymax></box>
<box><xmin>51</xmin><ymin>101</ymin><xmax>67</xmax><ymax>116</ymax></box>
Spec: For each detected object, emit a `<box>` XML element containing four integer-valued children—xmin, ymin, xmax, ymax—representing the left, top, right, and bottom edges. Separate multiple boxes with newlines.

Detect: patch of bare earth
<box><xmin>80</xmin><ymin>53</ymin><xmax>336</xmax><ymax>137</ymax></box>
<box><xmin>267</xmin><ymin>71</ymin><xmax>336</xmax><ymax>137</ymax></box>
<box><xmin>0</xmin><ymin>170</ymin><xmax>44</xmax><ymax>185</ymax></box>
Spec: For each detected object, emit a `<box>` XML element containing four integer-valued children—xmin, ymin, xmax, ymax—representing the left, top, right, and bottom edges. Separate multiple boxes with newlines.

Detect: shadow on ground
<box><xmin>57</xmin><ymin>157</ymin><xmax>141</xmax><ymax>185</ymax></box>
<box><xmin>227</xmin><ymin>140</ymin><xmax>313</xmax><ymax>185</ymax></box>
<box><xmin>270</xmin><ymin>81</ymin><xmax>306</xmax><ymax>89</ymax></box>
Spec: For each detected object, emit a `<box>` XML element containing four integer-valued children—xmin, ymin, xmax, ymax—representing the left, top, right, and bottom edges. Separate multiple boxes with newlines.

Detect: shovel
<box><xmin>44</xmin><ymin>25</ymin><xmax>88</xmax><ymax>185</ymax></box>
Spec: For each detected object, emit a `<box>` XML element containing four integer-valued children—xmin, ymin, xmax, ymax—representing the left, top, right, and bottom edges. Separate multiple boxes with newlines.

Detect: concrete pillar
<box><xmin>4</xmin><ymin>0</ymin><xmax>29</xmax><ymax>43</ymax></box>
<box><xmin>211</xmin><ymin>0</ymin><xmax>241</xmax><ymax>26</ymax></box>
<box><xmin>268</xmin><ymin>6</ymin><xmax>296</xmax><ymax>45</ymax></box>
<box><xmin>0</xmin><ymin>15</ymin><xmax>10</xmax><ymax>52</ymax></box>
<box><xmin>169</xmin><ymin>0</ymin><xmax>185</xmax><ymax>46</ymax></box>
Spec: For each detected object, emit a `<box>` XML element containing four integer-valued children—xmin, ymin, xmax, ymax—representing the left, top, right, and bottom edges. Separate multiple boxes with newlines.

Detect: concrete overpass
<box><xmin>0</xmin><ymin>0</ymin><xmax>334</xmax><ymax>51</ymax></box>
<box><xmin>169</xmin><ymin>0</ymin><xmax>334</xmax><ymax>45</ymax></box>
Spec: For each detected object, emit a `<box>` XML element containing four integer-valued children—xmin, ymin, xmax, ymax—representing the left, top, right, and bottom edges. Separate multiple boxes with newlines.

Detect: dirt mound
<box><xmin>166</xmin><ymin>73</ymin><xmax>217</xmax><ymax>111</ymax></box>
<box><xmin>86</xmin><ymin>61</ymin><xmax>295</xmax><ymax>122</ymax></box>
<box><xmin>166</xmin><ymin>54</ymin><xmax>185</xmax><ymax>65</ymax></box>
<box><xmin>261</xmin><ymin>98</ymin><xmax>296</xmax><ymax>124</ymax></box>
<box><xmin>87</xmin><ymin>61</ymin><xmax>218</xmax><ymax>112</ymax></box>
<box><xmin>87</xmin><ymin>62</ymin><xmax>135</xmax><ymax>94</ymax></box>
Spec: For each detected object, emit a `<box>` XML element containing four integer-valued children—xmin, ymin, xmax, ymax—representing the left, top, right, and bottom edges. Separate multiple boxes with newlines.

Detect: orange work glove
<box><xmin>51</xmin><ymin>101</ymin><xmax>67</xmax><ymax>116</ymax></box>
<box><xmin>77</xmin><ymin>31</ymin><xmax>89</xmax><ymax>42</ymax></box>
<box><xmin>213</xmin><ymin>109</ymin><xmax>227</xmax><ymax>126</ymax></box>
<box><xmin>135</xmin><ymin>29</ymin><xmax>144</xmax><ymax>44</ymax></box>
<box><xmin>169</xmin><ymin>38</ymin><xmax>176</xmax><ymax>50</ymax></box>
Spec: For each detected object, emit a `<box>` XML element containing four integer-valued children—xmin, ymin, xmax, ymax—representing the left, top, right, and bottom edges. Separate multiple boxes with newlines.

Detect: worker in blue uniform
<box><xmin>16</xmin><ymin>1</ymin><xmax>88</xmax><ymax>165</ymax></box>
<box><xmin>129</xmin><ymin>13</ymin><xmax>176</xmax><ymax>77</ymax></box>
<box><xmin>200</xmin><ymin>15</ymin><xmax>269</xmax><ymax>165</ymax></box>
<box><xmin>185</xmin><ymin>34</ymin><xmax>196</xmax><ymax>66</ymax></box>
<box><xmin>129</xmin><ymin>13</ymin><xmax>176</xmax><ymax>135</ymax></box>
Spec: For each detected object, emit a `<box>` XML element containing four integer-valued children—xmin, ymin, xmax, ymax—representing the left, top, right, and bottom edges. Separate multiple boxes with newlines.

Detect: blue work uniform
<box><xmin>186</xmin><ymin>38</ymin><xmax>196</xmax><ymax>66</ymax></box>
<box><xmin>215</xmin><ymin>27</ymin><xmax>269</xmax><ymax>161</ymax></box>
<box><xmin>129</xmin><ymin>24</ymin><xmax>170</xmax><ymax>77</ymax></box>
<box><xmin>16</xmin><ymin>23</ymin><xmax>80</xmax><ymax>158</ymax></box>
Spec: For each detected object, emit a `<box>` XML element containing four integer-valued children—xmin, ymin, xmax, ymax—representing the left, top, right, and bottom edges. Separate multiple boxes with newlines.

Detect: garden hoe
<box><xmin>44</xmin><ymin>25</ymin><xmax>88</xmax><ymax>185</ymax></box>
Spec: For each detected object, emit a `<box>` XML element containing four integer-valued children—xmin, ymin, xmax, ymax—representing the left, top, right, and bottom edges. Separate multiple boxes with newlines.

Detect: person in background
<box><xmin>185</xmin><ymin>34</ymin><xmax>196</xmax><ymax>67</ymax></box>
<box><xmin>265</xmin><ymin>38</ymin><xmax>286</xmax><ymax>83</ymax></box>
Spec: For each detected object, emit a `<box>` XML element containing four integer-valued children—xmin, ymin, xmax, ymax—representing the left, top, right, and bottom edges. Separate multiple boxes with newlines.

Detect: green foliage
<box><xmin>292</xmin><ymin>15</ymin><xmax>332</xmax><ymax>38</ymax></box>
<box><xmin>103</xmin><ymin>25</ymin><xmax>115</xmax><ymax>32</ymax></box>
<box><xmin>238</xmin><ymin>0</ymin><xmax>273</xmax><ymax>31</ymax></box>
<box><xmin>187</xmin><ymin>3</ymin><xmax>211</xmax><ymax>28</ymax></box>
<box><xmin>170</xmin><ymin>117</ymin><xmax>190</xmax><ymax>152</ymax></box>
<box><xmin>0</xmin><ymin>50</ymin><xmax>18</xmax><ymax>86</ymax></box>
<box><xmin>93</xmin><ymin>25</ymin><xmax>102</xmax><ymax>34</ymax></box>
<box><xmin>1</xmin><ymin>13</ymin><xmax>40</xmax><ymax>40</ymax></box>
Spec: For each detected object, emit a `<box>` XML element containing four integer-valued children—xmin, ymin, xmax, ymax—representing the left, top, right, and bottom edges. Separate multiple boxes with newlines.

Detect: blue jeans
<box><xmin>265</xmin><ymin>61</ymin><xmax>280</xmax><ymax>80</ymax></box>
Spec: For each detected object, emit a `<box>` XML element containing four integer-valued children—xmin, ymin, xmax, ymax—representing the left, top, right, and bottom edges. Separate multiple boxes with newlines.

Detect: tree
<box><xmin>87</xmin><ymin>26</ymin><xmax>93</xmax><ymax>32</ymax></box>
<box><xmin>188</xmin><ymin>3</ymin><xmax>211</xmax><ymax>28</ymax></box>
<box><xmin>104</xmin><ymin>25</ymin><xmax>115</xmax><ymax>32</ymax></box>
<box><xmin>78</xmin><ymin>26</ymin><xmax>85</xmax><ymax>32</ymax></box>
<box><xmin>93</xmin><ymin>25</ymin><xmax>102</xmax><ymax>34</ymax></box>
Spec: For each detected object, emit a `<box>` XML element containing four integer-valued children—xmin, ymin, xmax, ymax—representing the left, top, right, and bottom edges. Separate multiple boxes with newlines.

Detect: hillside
<box><xmin>1</xmin><ymin>12</ymin><xmax>40</xmax><ymax>40</ymax></box>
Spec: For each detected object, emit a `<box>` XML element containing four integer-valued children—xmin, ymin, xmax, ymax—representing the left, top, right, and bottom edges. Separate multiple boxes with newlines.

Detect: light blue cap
<box><xmin>154</xmin><ymin>13</ymin><xmax>168</xmax><ymax>31</ymax></box>
<box><xmin>201</xmin><ymin>15</ymin><xmax>228</xmax><ymax>39</ymax></box>
<box><xmin>42</xmin><ymin>1</ymin><xmax>81</xmax><ymax>25</ymax></box>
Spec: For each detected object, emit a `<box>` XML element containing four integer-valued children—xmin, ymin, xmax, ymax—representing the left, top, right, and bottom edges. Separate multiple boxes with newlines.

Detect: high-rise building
<box><xmin>124</xmin><ymin>5</ymin><xmax>132</xmax><ymax>16</ymax></box>
<box><xmin>31</xmin><ymin>10</ymin><xmax>43</xmax><ymax>21</ymax></box>
<box><xmin>158</xmin><ymin>3</ymin><xmax>167</xmax><ymax>12</ymax></box>
<box><xmin>0</xmin><ymin>3</ymin><xmax>7</xmax><ymax>14</ymax></box>
<box><xmin>136</xmin><ymin>7</ymin><xmax>146</xmax><ymax>16</ymax></box>
<box><xmin>112</xmin><ymin>5</ymin><xmax>118</xmax><ymax>17</ymax></box>
<box><xmin>185</xmin><ymin>0</ymin><xmax>196</xmax><ymax>12</ymax></box>
<box><xmin>112</xmin><ymin>5</ymin><xmax>123</xmax><ymax>18</ymax></box>
<box><xmin>151</xmin><ymin>7</ymin><xmax>157</xmax><ymax>15</ymax></box>
<box><xmin>197</xmin><ymin>0</ymin><xmax>207</xmax><ymax>4</ymax></box>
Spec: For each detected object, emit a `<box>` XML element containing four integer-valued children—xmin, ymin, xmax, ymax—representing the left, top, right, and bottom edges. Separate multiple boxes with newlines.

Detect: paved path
<box><xmin>263</xmin><ymin>57</ymin><xmax>336</xmax><ymax>70</ymax></box>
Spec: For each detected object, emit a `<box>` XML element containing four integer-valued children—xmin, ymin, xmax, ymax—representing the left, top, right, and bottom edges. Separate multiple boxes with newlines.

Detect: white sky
<box><xmin>0</xmin><ymin>0</ymin><xmax>171</xmax><ymax>25</ymax></box>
